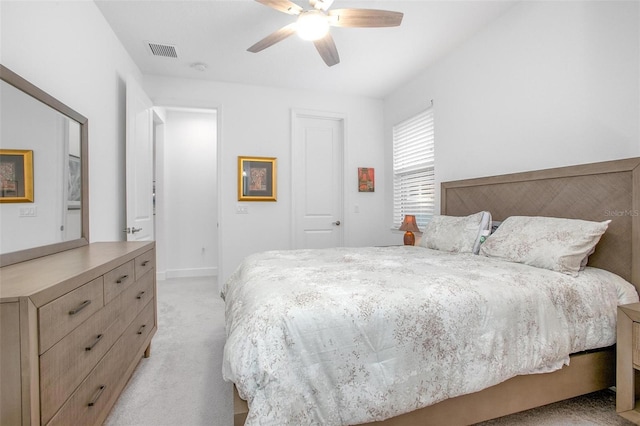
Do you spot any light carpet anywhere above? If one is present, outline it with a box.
[105,276,634,426]
[104,276,232,426]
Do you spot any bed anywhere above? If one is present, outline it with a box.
[224,157,640,425]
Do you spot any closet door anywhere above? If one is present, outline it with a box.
[292,110,344,249]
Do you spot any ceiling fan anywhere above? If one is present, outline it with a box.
[247,0,403,67]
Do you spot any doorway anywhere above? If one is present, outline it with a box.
[155,107,218,279]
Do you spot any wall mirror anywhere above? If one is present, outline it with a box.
[0,65,89,267]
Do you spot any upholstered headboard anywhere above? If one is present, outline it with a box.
[441,157,640,292]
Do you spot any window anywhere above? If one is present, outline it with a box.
[392,107,435,229]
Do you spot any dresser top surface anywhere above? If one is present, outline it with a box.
[0,241,154,303]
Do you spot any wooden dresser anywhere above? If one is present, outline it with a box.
[0,242,157,426]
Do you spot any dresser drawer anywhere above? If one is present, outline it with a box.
[39,298,120,425]
[47,301,156,426]
[39,277,104,354]
[135,249,155,281]
[104,260,135,303]
[121,268,155,325]
[103,267,155,345]
[47,334,128,426]
[120,299,156,367]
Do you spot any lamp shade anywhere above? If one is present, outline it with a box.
[399,215,420,233]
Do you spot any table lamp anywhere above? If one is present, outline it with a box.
[399,215,419,246]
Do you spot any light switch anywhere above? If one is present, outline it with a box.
[354,204,360,213]
[19,206,37,217]
[236,205,248,214]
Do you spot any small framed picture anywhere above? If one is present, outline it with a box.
[358,167,374,192]
[238,156,277,201]
[68,154,81,209]
[0,149,34,203]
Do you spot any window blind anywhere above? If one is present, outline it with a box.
[392,107,435,229]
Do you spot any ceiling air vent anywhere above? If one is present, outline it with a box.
[146,42,178,58]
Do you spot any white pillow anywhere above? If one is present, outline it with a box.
[420,211,492,254]
[479,216,610,276]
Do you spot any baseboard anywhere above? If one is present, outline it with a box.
[159,267,218,280]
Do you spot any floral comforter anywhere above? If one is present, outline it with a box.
[221,246,638,425]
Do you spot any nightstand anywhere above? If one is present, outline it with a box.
[617,303,640,423]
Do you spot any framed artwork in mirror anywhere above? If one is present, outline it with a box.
[238,156,277,201]
[0,149,34,202]
[68,154,81,209]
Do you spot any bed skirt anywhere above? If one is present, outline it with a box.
[232,347,615,426]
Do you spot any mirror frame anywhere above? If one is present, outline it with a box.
[0,65,89,267]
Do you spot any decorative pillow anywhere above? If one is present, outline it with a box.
[420,211,492,254]
[479,216,610,276]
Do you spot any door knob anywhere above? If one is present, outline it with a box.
[332,220,341,226]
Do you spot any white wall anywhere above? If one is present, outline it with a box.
[384,0,640,225]
[160,109,218,279]
[1,0,143,244]
[144,76,389,284]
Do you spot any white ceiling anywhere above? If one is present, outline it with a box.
[95,0,517,99]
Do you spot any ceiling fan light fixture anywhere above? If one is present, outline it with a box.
[296,10,329,41]
[248,0,404,67]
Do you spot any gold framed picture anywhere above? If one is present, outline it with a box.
[0,149,34,203]
[238,156,277,201]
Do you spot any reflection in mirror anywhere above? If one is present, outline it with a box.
[0,65,89,266]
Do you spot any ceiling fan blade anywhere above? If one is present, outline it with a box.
[313,33,340,67]
[247,23,298,53]
[255,0,303,15]
[328,9,403,28]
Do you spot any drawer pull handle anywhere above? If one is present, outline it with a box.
[85,334,103,351]
[136,291,146,299]
[116,274,129,284]
[88,385,106,407]
[69,300,91,315]
[137,324,147,335]
[141,260,150,266]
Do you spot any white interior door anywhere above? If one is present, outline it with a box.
[125,77,154,241]
[292,111,344,249]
